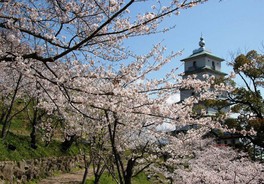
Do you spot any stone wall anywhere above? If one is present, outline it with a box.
[0,155,83,183]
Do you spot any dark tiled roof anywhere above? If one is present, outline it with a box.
[183,66,227,76]
[181,49,224,62]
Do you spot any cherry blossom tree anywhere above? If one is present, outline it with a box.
[0,0,208,123]
[0,63,23,139]
[175,144,264,184]
[60,66,236,184]
[0,0,207,64]
[0,31,34,140]
[1,1,261,184]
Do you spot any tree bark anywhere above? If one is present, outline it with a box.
[1,74,22,140]
[124,158,135,184]
[61,134,77,151]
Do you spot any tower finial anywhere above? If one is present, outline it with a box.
[199,36,205,48]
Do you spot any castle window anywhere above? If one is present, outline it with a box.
[212,61,215,70]
[193,61,197,68]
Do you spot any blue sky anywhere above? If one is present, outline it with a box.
[167,0,264,75]
[126,0,264,87]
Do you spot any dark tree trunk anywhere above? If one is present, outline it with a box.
[0,111,6,125]
[61,134,76,151]
[30,128,37,149]
[81,154,91,184]
[81,167,89,184]
[124,158,135,184]
[94,174,100,184]
[30,108,38,149]
[1,74,22,140]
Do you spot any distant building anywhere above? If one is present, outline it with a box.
[173,37,241,145]
[206,129,242,146]
[180,37,227,101]
[180,37,228,115]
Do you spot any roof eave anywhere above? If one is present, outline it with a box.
[181,52,224,62]
[183,68,228,76]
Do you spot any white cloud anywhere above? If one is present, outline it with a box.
[166,92,180,105]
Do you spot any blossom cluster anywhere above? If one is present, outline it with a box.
[0,0,260,183]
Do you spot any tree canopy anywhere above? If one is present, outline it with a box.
[228,50,264,148]
[0,1,263,183]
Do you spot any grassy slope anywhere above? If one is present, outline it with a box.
[0,102,158,183]
[0,131,81,161]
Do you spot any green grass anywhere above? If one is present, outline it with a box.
[132,173,151,184]
[86,173,116,184]
[0,131,82,161]
[0,99,85,161]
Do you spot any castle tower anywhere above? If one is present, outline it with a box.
[180,37,227,101]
